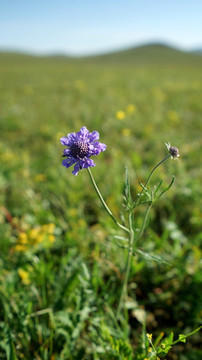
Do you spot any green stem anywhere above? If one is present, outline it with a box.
[171,326,202,345]
[137,202,153,242]
[87,168,129,233]
[135,154,171,207]
[116,212,134,318]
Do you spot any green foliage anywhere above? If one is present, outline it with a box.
[0,50,201,359]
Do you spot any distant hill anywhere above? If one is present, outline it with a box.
[0,51,73,64]
[0,43,202,66]
[190,48,202,55]
[81,43,202,65]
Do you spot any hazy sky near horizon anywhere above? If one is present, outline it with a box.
[0,0,202,55]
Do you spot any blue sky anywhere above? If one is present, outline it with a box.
[0,0,202,55]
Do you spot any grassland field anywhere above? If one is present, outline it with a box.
[0,45,202,359]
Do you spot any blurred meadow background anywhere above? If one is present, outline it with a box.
[0,1,202,359]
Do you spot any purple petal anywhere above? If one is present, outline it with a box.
[88,131,99,143]
[90,141,107,155]
[60,137,70,146]
[67,132,76,141]
[83,159,96,168]
[63,148,70,156]
[62,132,77,145]
[61,132,77,146]
[62,158,75,168]
[72,163,81,176]
[76,126,89,141]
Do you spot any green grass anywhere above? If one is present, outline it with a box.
[0,45,202,359]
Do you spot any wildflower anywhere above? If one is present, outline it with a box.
[146,333,152,342]
[18,232,28,244]
[29,227,40,240]
[122,128,131,137]
[167,110,179,124]
[126,104,136,114]
[34,173,46,182]
[42,223,55,233]
[18,268,31,285]
[116,110,126,120]
[14,244,27,252]
[165,142,180,159]
[48,234,55,243]
[61,126,107,175]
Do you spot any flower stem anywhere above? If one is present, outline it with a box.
[137,202,153,242]
[135,154,171,207]
[87,168,129,233]
[116,154,171,318]
[116,212,134,318]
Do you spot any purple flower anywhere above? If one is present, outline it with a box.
[165,142,180,159]
[60,126,107,175]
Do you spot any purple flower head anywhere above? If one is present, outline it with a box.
[165,142,180,159]
[60,126,107,175]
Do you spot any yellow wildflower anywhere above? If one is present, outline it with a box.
[18,268,31,285]
[116,110,126,120]
[126,104,136,114]
[48,223,56,233]
[35,233,45,244]
[34,174,46,182]
[146,333,152,342]
[29,227,40,240]
[48,234,55,243]
[18,232,28,244]
[14,244,27,252]
[42,223,55,233]
[167,110,179,125]
[15,223,56,252]
[122,128,131,137]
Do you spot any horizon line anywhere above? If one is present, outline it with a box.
[0,40,201,58]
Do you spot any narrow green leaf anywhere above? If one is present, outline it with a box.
[81,263,90,280]
[5,325,17,360]
[167,332,174,344]
[124,166,130,198]
[156,175,175,200]
[113,239,129,250]
[154,331,165,347]
[139,181,148,193]
[133,200,152,208]
[135,249,172,265]
[113,235,129,242]
[154,180,163,195]
[122,166,132,211]
[158,345,172,357]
